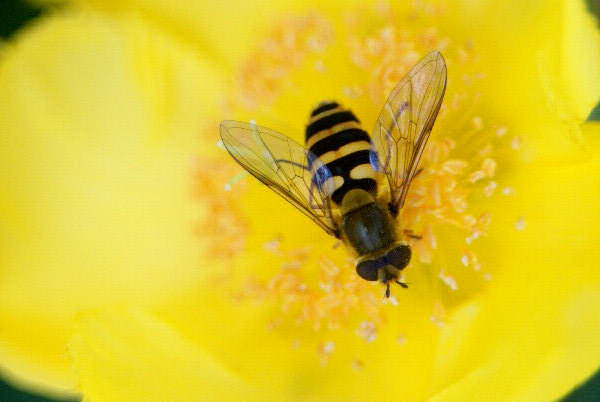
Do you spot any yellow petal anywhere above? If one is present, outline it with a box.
[69,308,256,401]
[581,121,600,157]
[33,0,334,68]
[34,0,395,70]
[556,0,600,121]
[447,0,600,156]
[534,0,600,151]
[0,8,223,395]
[428,160,600,400]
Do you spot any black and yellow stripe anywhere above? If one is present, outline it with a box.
[306,101,377,205]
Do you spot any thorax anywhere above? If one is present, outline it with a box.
[340,189,396,255]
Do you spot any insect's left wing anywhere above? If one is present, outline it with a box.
[371,51,447,216]
[220,120,339,237]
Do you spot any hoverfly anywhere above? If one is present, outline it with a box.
[220,51,447,297]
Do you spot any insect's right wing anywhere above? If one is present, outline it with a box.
[220,120,339,237]
[371,51,447,215]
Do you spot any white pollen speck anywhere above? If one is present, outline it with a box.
[356,321,377,343]
[484,181,498,197]
[511,136,522,150]
[224,183,232,191]
[439,271,458,290]
[461,254,469,266]
[463,215,477,227]
[469,170,485,183]
[342,86,362,98]
[465,232,479,244]
[314,60,327,73]
[502,187,515,196]
[482,158,497,177]
[216,139,226,150]
[381,26,394,41]
[483,273,493,281]
[281,261,301,270]
[318,341,335,366]
[472,116,483,130]
[319,282,332,293]
[396,334,407,345]
[430,315,445,328]
[386,295,399,306]
[496,126,508,137]
[515,216,526,231]
[249,119,257,126]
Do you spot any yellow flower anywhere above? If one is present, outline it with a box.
[1,0,599,401]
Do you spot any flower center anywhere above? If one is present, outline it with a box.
[199,1,522,364]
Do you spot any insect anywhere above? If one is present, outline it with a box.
[220,51,447,297]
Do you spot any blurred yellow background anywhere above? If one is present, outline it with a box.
[0,0,599,401]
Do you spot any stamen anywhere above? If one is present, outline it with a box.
[318,341,335,365]
[460,250,481,271]
[469,170,485,183]
[233,13,334,108]
[481,158,497,177]
[430,300,446,328]
[224,171,249,191]
[356,321,377,343]
[483,181,498,197]
[263,235,283,254]
[438,270,458,290]
[496,126,508,137]
[193,158,248,259]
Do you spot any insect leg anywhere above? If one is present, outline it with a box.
[412,167,424,178]
[403,229,423,240]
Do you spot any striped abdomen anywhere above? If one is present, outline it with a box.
[306,101,377,205]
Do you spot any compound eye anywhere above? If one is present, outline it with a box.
[356,259,380,281]
[386,244,412,270]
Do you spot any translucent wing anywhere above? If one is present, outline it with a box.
[220,120,339,237]
[371,50,447,215]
